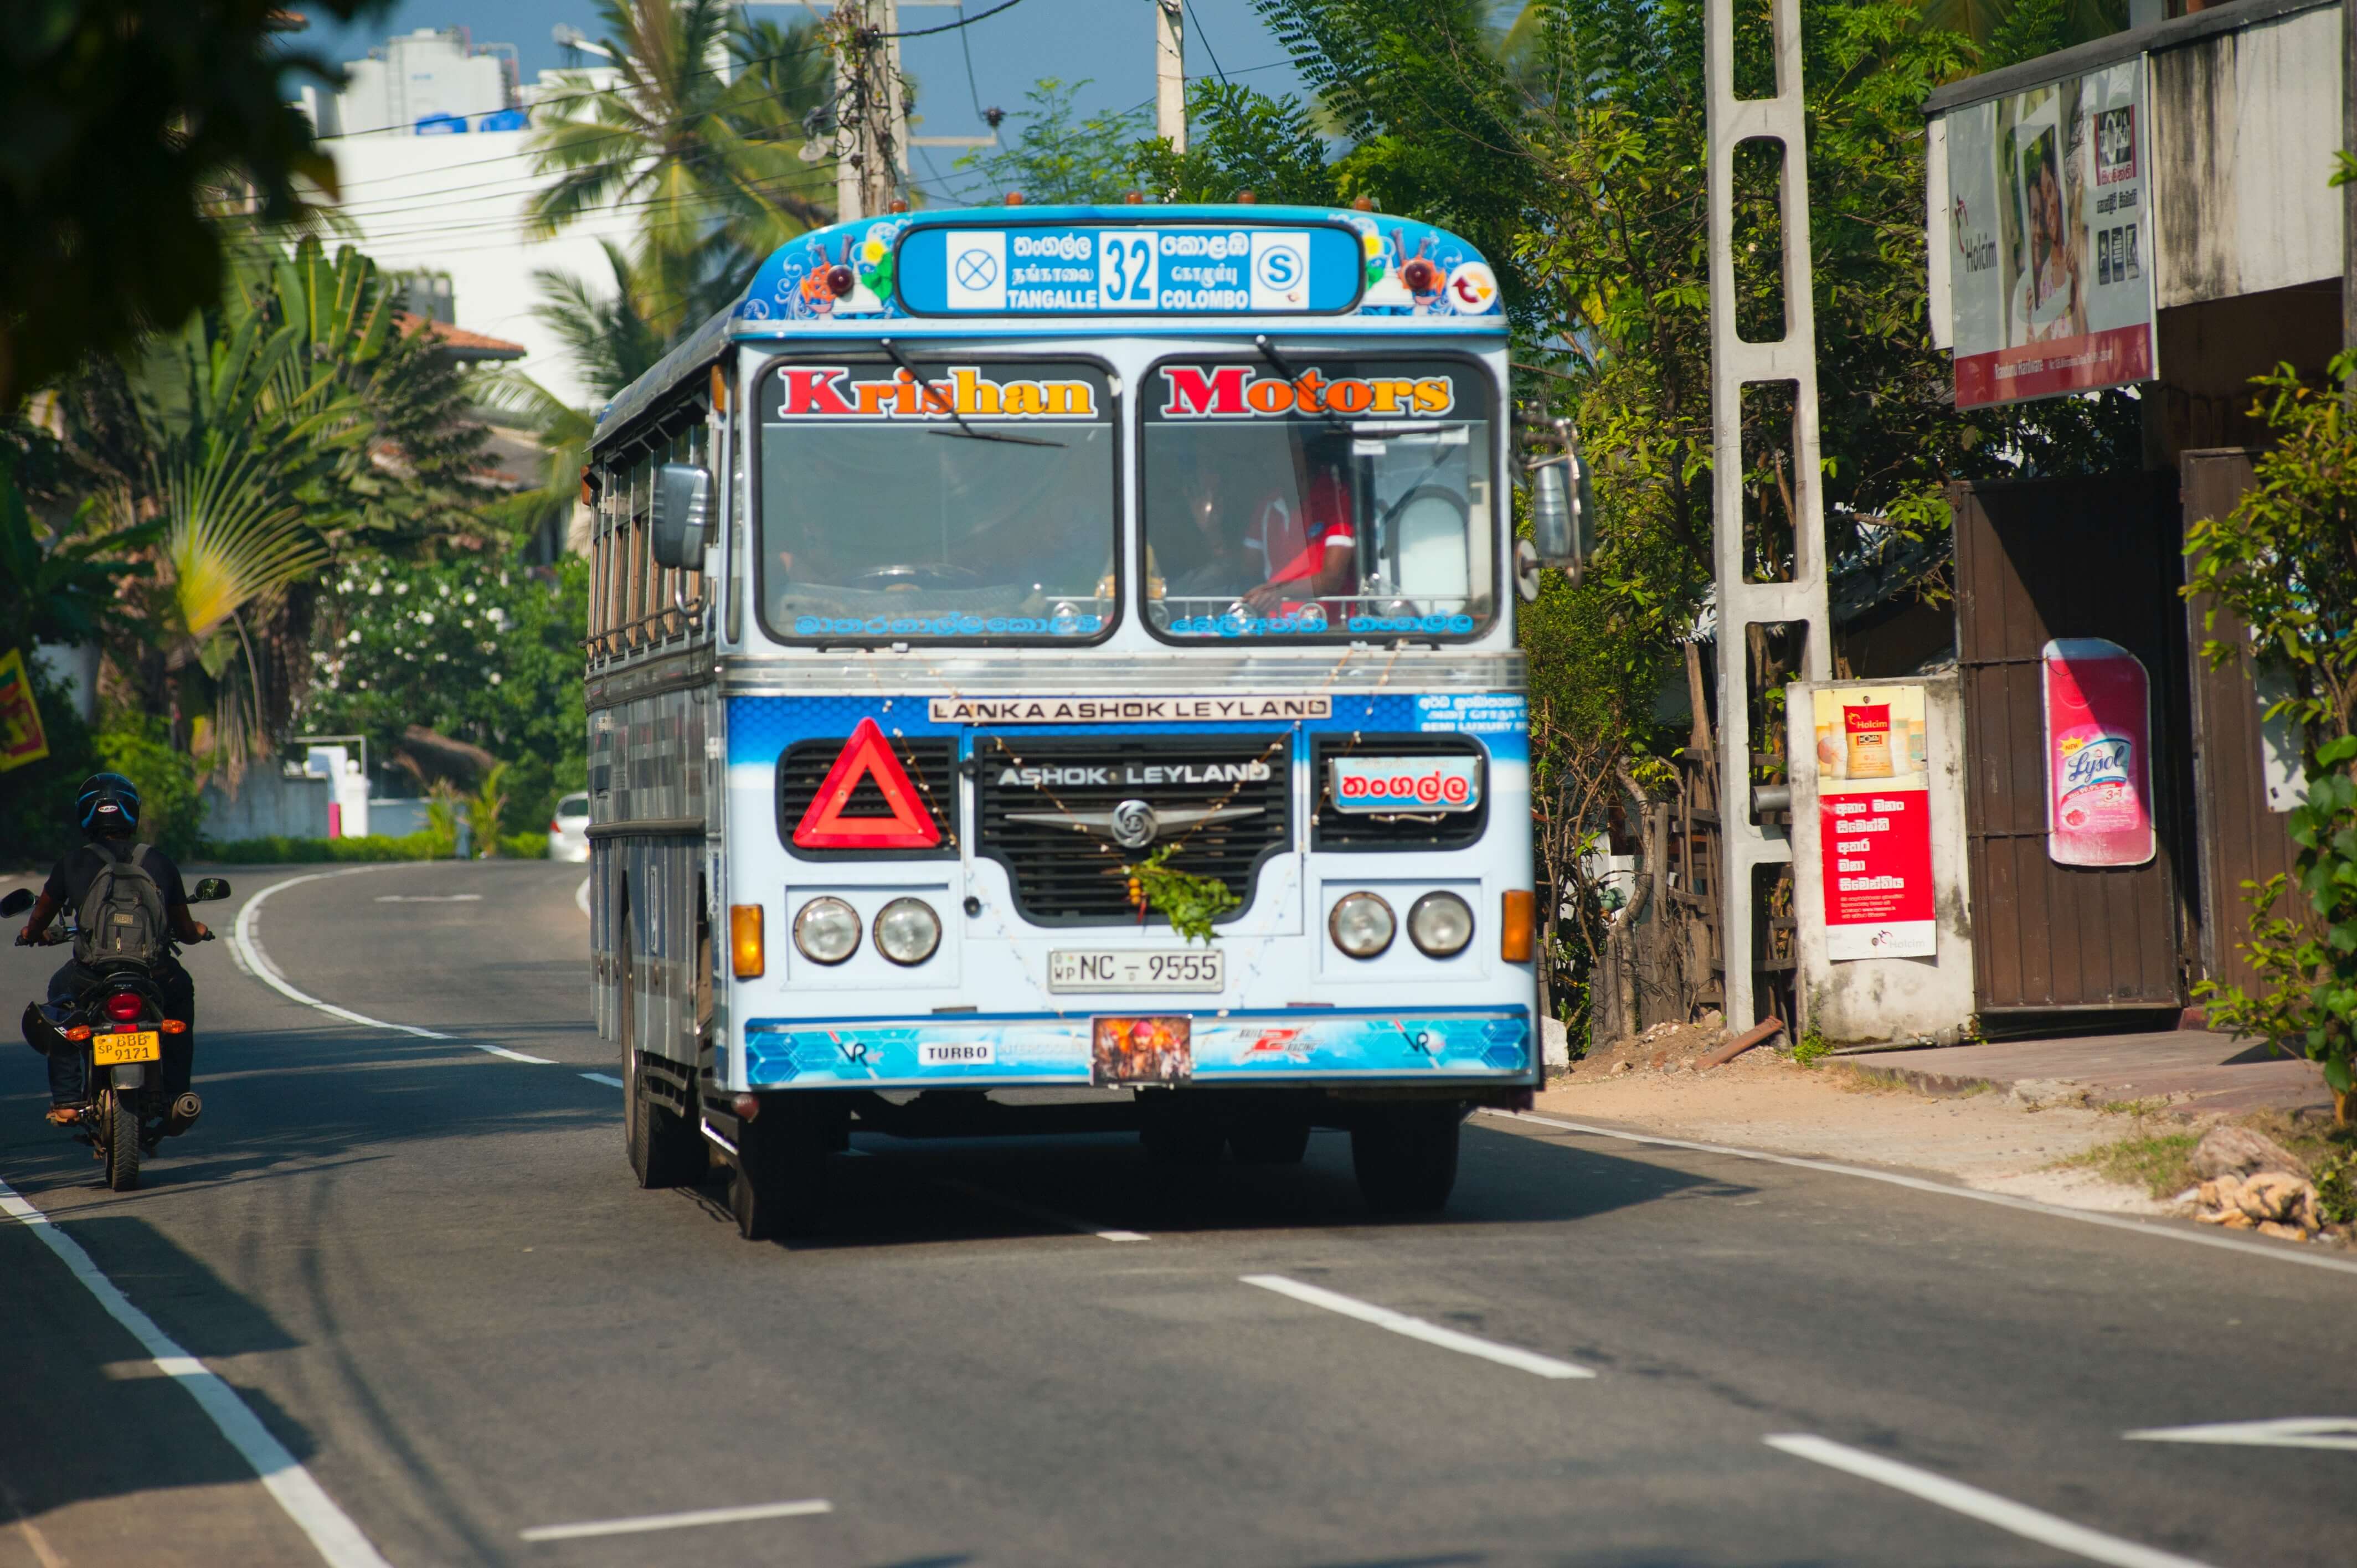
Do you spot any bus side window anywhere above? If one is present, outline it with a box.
[589,479,606,659]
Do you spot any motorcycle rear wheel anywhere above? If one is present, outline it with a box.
[101,1088,141,1192]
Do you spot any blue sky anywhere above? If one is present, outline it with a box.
[289,1,1319,200]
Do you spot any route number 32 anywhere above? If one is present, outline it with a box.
[1099,236,1156,307]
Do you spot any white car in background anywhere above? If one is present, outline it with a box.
[548,792,591,863]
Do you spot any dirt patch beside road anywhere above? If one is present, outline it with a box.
[1538,1030,2181,1214]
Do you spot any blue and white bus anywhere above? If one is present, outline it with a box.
[583,203,1557,1240]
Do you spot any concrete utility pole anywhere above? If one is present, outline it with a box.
[831,0,905,223]
[1703,0,1832,1029]
[1156,0,1187,154]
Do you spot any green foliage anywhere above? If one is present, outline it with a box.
[0,657,99,869]
[1129,82,1337,205]
[1792,1028,1832,1068]
[957,80,1152,204]
[528,243,670,404]
[2185,356,2357,1121]
[470,762,512,856]
[92,708,205,862]
[0,0,373,408]
[2317,1145,2357,1226]
[529,1,833,339]
[2057,1127,2202,1198]
[301,555,590,837]
[501,831,552,861]
[1122,843,1241,945]
[0,454,159,648]
[203,832,454,864]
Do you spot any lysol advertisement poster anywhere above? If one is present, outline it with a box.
[1813,684,1935,962]
[2041,638,2155,867]
[1945,60,2155,408]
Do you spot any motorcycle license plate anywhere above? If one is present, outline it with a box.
[91,1031,160,1065]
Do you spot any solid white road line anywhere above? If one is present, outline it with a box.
[372,894,482,903]
[941,1179,1147,1241]
[1764,1434,2220,1568]
[1241,1274,1594,1380]
[519,1498,832,1542]
[2124,1417,2357,1451]
[0,1176,397,1568]
[574,876,590,918]
[233,869,556,1065]
[1481,1110,2357,1278]
[580,1072,624,1088]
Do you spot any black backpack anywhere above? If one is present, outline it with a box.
[75,842,170,971]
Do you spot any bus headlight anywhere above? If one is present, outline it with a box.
[873,897,941,966]
[1328,891,1396,959]
[1407,891,1475,958]
[793,898,861,964]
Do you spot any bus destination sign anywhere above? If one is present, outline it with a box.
[896,224,1366,316]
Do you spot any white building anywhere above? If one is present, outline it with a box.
[301,37,641,411]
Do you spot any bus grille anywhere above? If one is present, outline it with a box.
[974,735,1291,925]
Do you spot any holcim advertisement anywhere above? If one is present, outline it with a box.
[1813,685,1936,961]
[1945,60,2156,408]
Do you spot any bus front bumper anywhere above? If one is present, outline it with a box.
[738,1005,1533,1090]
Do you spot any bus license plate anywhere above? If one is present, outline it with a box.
[91,1031,160,1065]
[1049,949,1224,993]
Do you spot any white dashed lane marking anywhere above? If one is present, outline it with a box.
[1241,1274,1593,1379]
[1764,1435,2220,1568]
[519,1498,833,1543]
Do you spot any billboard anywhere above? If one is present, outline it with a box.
[1945,60,2156,408]
[1812,684,1936,962]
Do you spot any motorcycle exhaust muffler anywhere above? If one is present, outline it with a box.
[166,1092,202,1136]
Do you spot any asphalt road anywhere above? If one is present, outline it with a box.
[4,859,2354,1568]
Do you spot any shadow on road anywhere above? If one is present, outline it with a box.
[724,1117,1759,1254]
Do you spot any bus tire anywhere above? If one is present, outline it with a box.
[732,1105,827,1241]
[626,1048,702,1189]
[1350,1103,1461,1214]
[1227,1111,1311,1165]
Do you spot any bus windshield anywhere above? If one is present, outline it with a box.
[758,357,1116,642]
[1142,356,1495,641]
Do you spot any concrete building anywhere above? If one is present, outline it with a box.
[1874,0,2348,1038]
[299,35,638,411]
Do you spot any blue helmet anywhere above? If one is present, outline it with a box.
[76,773,141,837]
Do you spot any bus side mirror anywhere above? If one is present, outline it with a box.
[650,464,712,570]
[1515,416,1594,602]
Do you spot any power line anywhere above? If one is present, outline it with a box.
[1182,0,1228,84]
[882,0,1027,38]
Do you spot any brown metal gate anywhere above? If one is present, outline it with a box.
[2180,448,2314,997]
[1951,473,2190,1014]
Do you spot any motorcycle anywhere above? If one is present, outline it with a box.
[3,876,230,1192]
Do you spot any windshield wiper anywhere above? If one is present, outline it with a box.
[876,338,1063,448]
[1253,335,1350,432]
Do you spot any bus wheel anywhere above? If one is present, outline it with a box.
[1350,1103,1462,1214]
[732,1102,828,1242]
[625,1048,702,1189]
[1227,1110,1311,1165]
[621,931,700,1189]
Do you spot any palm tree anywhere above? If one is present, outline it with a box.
[528,1,836,337]
[530,240,670,403]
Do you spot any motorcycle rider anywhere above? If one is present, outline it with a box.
[13,773,208,1127]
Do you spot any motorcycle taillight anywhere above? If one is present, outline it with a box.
[104,993,143,1023]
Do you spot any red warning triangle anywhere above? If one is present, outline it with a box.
[792,716,941,849]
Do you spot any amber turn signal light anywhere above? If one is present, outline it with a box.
[1500,890,1535,963]
[729,904,765,979]
[158,1019,188,1034]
